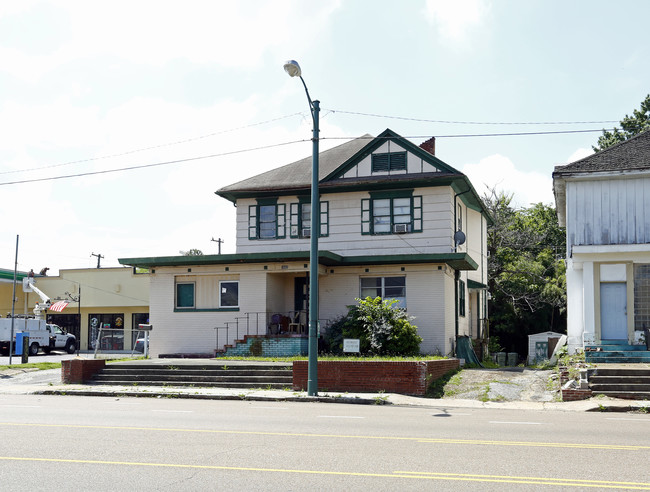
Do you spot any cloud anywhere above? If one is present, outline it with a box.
[462,154,554,208]
[566,147,594,164]
[423,0,490,42]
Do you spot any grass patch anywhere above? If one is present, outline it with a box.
[213,354,449,363]
[0,362,61,371]
[426,368,462,398]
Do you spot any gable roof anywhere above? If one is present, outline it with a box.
[553,129,650,176]
[215,134,373,201]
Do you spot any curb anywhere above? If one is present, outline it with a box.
[34,389,390,405]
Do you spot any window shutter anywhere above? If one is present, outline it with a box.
[361,198,371,234]
[371,154,390,173]
[319,201,329,237]
[277,203,286,238]
[248,205,257,239]
[290,203,299,238]
[390,152,407,171]
[412,196,422,232]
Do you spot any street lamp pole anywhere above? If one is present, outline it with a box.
[284,60,319,396]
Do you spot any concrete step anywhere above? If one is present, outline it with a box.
[89,380,291,389]
[91,362,294,389]
[586,344,648,351]
[93,374,293,383]
[591,369,650,377]
[590,384,650,392]
[100,368,292,377]
[595,391,650,400]
[586,355,650,363]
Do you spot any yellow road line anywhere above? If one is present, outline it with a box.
[0,457,648,489]
[1,421,648,451]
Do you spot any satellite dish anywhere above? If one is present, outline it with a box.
[454,230,466,246]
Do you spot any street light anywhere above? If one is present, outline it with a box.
[284,60,319,396]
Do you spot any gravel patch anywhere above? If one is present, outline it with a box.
[443,368,557,402]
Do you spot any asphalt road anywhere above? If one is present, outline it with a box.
[0,394,648,491]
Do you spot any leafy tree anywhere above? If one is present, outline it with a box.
[180,249,204,256]
[484,189,566,355]
[323,297,422,356]
[594,94,650,152]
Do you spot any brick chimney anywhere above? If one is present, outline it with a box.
[419,136,436,155]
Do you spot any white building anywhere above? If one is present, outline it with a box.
[553,129,650,357]
[120,129,491,357]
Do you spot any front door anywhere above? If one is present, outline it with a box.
[600,282,627,340]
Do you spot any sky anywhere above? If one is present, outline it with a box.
[1,0,648,275]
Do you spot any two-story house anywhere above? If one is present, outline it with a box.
[120,129,490,357]
[553,129,650,360]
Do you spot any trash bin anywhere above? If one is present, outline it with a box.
[507,352,518,366]
[496,352,506,366]
[15,332,26,355]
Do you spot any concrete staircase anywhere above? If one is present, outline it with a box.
[588,367,650,400]
[585,341,650,363]
[89,361,293,389]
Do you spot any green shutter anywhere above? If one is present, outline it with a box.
[390,152,407,171]
[248,205,257,240]
[277,203,286,238]
[412,195,422,232]
[361,198,371,234]
[319,201,329,237]
[371,154,390,172]
[290,203,299,238]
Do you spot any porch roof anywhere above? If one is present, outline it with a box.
[119,251,479,271]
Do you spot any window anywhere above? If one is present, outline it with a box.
[361,193,422,235]
[459,279,466,317]
[290,201,329,238]
[360,276,406,308]
[219,281,239,308]
[457,203,463,231]
[371,152,407,173]
[248,200,286,239]
[176,282,195,308]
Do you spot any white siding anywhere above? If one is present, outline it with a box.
[567,176,650,247]
[236,188,456,256]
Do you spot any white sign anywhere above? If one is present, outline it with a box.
[343,338,360,353]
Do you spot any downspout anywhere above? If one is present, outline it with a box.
[453,188,471,356]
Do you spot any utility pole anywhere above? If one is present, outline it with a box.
[211,237,224,255]
[91,252,104,268]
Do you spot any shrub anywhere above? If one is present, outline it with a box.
[323,297,422,356]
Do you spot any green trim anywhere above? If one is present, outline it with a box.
[319,201,329,237]
[467,279,487,289]
[324,129,460,181]
[369,189,413,199]
[0,269,30,282]
[277,203,286,238]
[120,251,479,271]
[256,197,278,206]
[174,308,240,313]
[459,279,466,317]
[361,198,371,235]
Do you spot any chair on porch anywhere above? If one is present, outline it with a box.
[288,311,306,334]
[268,314,282,335]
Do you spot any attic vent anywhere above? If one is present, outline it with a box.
[372,152,406,173]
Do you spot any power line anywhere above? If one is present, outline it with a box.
[0,112,303,176]
[327,109,619,126]
[0,139,308,186]
[0,128,616,187]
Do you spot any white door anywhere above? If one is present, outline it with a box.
[600,282,627,340]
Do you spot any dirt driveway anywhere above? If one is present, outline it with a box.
[442,367,557,402]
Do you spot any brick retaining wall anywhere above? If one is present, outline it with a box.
[61,359,105,383]
[293,359,459,396]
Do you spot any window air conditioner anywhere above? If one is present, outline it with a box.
[302,228,311,237]
[393,223,409,233]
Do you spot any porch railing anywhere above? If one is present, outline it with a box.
[213,311,330,353]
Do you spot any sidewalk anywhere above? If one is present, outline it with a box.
[1,362,648,413]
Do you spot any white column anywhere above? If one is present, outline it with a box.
[566,259,585,353]
[582,261,596,347]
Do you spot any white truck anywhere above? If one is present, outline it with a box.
[0,317,77,355]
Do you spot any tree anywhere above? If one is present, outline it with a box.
[594,94,650,152]
[484,189,566,356]
[180,249,203,256]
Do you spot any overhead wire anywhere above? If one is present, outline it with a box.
[0,112,303,176]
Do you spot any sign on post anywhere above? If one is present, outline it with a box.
[343,338,360,353]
